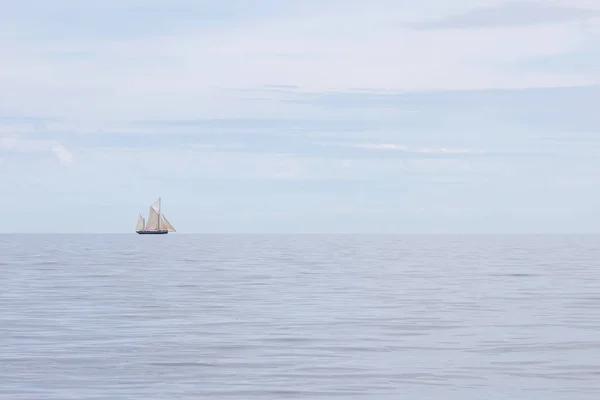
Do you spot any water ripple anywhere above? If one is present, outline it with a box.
[1,234,600,399]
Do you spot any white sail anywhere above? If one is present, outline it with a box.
[136,197,175,233]
[160,214,176,232]
[135,214,145,231]
[145,206,160,230]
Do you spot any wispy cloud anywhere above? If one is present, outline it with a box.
[412,1,600,30]
[332,142,479,154]
[357,144,476,154]
[51,143,74,166]
[0,135,74,167]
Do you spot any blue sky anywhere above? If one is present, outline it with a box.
[1,0,599,233]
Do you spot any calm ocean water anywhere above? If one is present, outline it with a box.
[1,234,600,399]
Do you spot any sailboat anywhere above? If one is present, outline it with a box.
[136,197,176,234]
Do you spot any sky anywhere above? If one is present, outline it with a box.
[0,0,599,233]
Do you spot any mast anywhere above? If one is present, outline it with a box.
[157,197,161,230]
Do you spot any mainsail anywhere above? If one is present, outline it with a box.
[145,206,160,230]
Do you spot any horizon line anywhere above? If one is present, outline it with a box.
[1,232,599,235]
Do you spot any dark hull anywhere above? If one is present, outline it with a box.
[136,230,169,235]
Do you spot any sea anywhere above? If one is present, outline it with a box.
[1,234,599,399]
